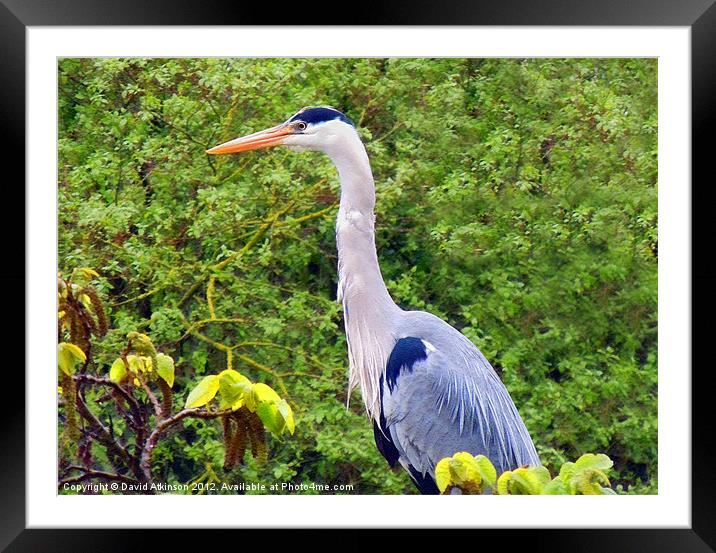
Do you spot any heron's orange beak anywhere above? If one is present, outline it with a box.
[206,123,292,155]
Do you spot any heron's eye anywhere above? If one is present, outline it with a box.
[296,121,307,131]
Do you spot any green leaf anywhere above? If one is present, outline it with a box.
[185,375,220,408]
[543,478,569,495]
[126,354,149,374]
[557,461,577,493]
[530,466,553,487]
[256,401,283,435]
[497,470,513,495]
[572,467,611,495]
[252,382,281,404]
[434,452,493,493]
[155,353,175,388]
[556,455,614,495]
[218,369,251,410]
[73,267,100,280]
[500,466,551,495]
[275,399,295,434]
[435,458,452,493]
[574,453,613,472]
[58,342,86,376]
[473,455,498,489]
[449,452,481,486]
[78,293,93,310]
[507,469,538,495]
[109,357,127,383]
[127,331,156,356]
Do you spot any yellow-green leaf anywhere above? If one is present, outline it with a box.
[275,399,295,434]
[185,375,220,408]
[435,458,452,493]
[506,466,551,495]
[218,369,251,410]
[508,468,539,495]
[256,401,283,435]
[79,293,93,309]
[572,467,611,495]
[557,461,577,492]
[74,267,100,280]
[155,353,175,388]
[449,452,481,485]
[109,358,127,383]
[126,355,145,375]
[497,470,513,495]
[474,455,497,488]
[531,466,553,487]
[574,453,613,472]
[252,382,281,404]
[58,342,86,376]
[543,478,569,495]
[127,332,156,355]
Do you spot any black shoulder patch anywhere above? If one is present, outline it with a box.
[385,337,427,393]
[407,464,440,495]
[288,106,354,127]
[373,418,400,468]
[374,375,400,467]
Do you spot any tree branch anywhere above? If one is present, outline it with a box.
[176,202,295,309]
[140,378,163,420]
[74,387,140,480]
[59,465,140,489]
[139,407,232,483]
[74,374,144,423]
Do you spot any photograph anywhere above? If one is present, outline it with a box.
[56,57,658,497]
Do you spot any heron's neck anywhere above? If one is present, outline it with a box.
[326,133,400,418]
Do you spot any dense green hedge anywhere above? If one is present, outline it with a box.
[58,58,657,494]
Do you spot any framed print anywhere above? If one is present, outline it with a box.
[5,0,715,550]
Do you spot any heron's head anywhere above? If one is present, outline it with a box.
[206,106,357,156]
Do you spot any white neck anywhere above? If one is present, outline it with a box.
[324,127,401,419]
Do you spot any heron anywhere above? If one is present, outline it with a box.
[207,106,540,494]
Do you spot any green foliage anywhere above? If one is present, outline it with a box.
[57,278,298,492]
[58,342,86,376]
[58,58,657,494]
[438,452,616,495]
[435,452,497,494]
[155,353,175,387]
[185,369,294,440]
[185,375,220,408]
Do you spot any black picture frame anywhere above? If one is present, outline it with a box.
[4,1,713,550]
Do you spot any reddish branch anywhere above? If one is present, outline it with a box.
[59,465,140,489]
[140,379,163,419]
[74,385,137,477]
[73,374,146,479]
[70,374,233,488]
[139,407,232,482]
[74,374,143,422]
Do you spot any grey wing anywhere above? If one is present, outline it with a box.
[381,341,540,484]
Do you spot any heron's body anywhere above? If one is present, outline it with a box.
[375,314,540,492]
[208,106,540,493]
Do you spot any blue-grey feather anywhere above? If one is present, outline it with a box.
[380,312,541,485]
